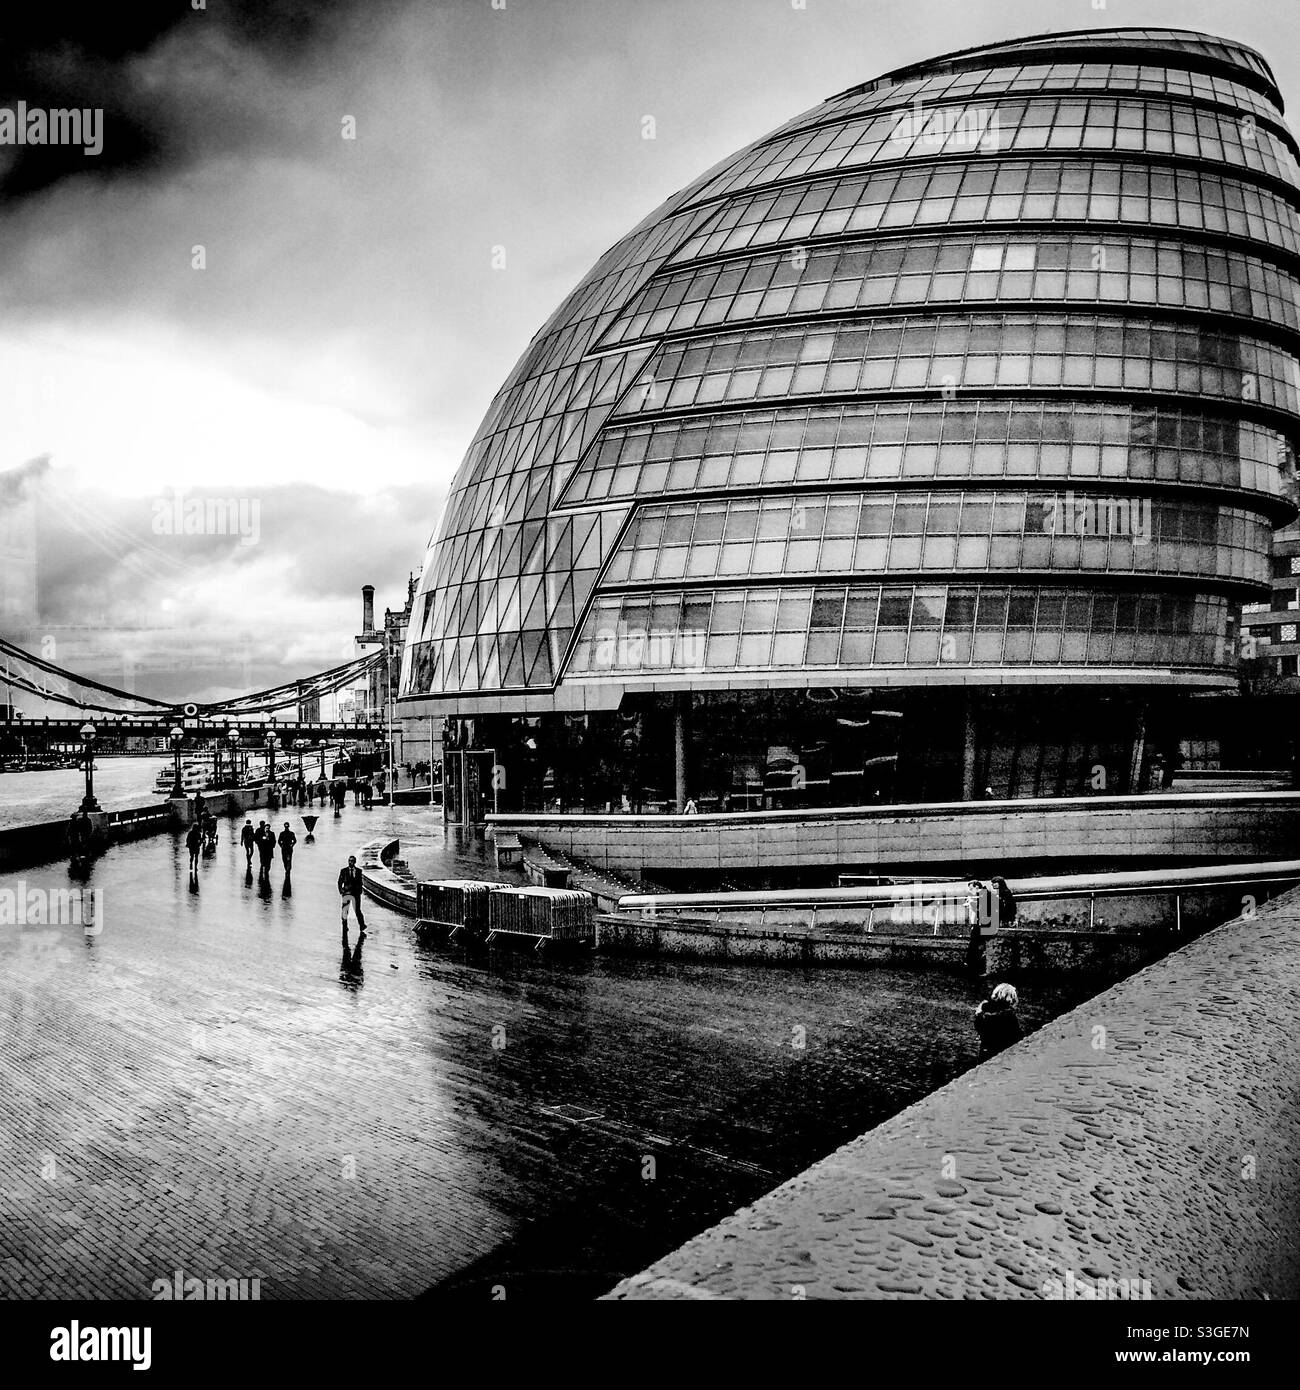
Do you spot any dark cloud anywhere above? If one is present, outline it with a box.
[0,0,405,195]
[4,464,435,702]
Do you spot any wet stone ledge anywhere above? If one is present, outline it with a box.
[604,889,1300,1300]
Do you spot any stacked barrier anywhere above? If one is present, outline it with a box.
[486,887,595,948]
[415,879,498,940]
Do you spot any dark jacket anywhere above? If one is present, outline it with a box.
[278,830,296,853]
[338,866,364,897]
[974,997,1021,1055]
[185,825,203,851]
[992,876,1017,926]
[240,824,255,846]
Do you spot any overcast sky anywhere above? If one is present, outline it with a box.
[2,0,1299,705]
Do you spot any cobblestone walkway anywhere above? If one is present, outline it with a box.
[0,806,518,1298]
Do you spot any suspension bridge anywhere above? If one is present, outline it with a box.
[0,635,389,745]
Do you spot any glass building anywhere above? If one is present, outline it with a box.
[402,28,1300,819]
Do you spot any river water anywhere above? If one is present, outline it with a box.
[0,758,167,828]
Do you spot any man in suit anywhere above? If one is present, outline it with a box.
[277,822,297,873]
[338,855,367,932]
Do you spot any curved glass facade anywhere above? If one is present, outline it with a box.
[403,27,1300,712]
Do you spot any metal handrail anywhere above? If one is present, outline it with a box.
[617,859,1300,915]
[490,788,1300,830]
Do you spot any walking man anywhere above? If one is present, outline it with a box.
[240,818,255,865]
[185,820,203,873]
[278,821,297,873]
[338,855,367,932]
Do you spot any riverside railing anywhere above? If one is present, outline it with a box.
[616,860,1300,936]
[489,787,1300,828]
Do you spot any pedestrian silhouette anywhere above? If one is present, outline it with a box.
[255,821,275,878]
[338,855,367,932]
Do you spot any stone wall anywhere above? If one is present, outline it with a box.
[491,792,1300,880]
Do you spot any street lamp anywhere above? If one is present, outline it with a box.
[265,730,278,783]
[318,738,328,778]
[227,727,242,786]
[79,722,99,811]
[294,738,307,785]
[169,725,185,799]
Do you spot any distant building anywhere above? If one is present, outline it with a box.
[355,578,427,765]
[1241,520,1300,681]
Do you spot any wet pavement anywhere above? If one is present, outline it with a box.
[0,799,1104,1299]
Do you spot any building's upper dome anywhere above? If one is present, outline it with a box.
[403,28,1300,710]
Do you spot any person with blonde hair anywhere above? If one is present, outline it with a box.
[974,982,1021,1056]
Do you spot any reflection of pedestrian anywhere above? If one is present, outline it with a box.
[186,822,202,872]
[974,984,1021,1057]
[338,855,367,931]
[340,927,364,984]
[278,822,297,872]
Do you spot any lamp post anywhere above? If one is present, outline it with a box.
[294,738,307,787]
[318,739,328,778]
[79,722,99,811]
[227,728,242,786]
[386,632,396,805]
[169,725,185,799]
[265,730,278,784]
